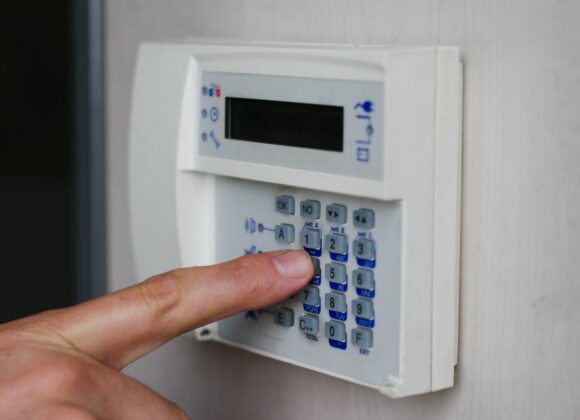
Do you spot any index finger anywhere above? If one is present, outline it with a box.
[14,250,313,369]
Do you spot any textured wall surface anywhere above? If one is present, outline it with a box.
[105,1,580,418]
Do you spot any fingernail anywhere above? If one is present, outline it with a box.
[273,251,312,278]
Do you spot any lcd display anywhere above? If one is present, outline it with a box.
[225,97,344,152]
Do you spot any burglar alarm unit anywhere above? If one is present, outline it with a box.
[129,40,462,398]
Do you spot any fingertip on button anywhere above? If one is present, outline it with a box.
[273,250,313,279]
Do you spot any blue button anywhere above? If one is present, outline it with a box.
[210,107,219,122]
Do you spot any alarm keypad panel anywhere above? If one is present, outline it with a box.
[130,42,461,397]
[214,176,402,386]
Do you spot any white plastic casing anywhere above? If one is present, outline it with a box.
[129,40,462,398]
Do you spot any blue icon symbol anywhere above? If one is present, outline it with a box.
[244,245,258,255]
[209,88,214,97]
[245,217,270,234]
[202,86,207,96]
[357,147,370,162]
[210,107,219,122]
[201,109,208,119]
[354,101,374,113]
[209,130,220,149]
[245,217,257,234]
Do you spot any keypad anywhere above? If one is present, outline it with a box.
[274,223,295,243]
[270,193,379,352]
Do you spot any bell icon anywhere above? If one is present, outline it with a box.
[245,217,257,234]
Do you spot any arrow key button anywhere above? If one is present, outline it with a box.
[325,204,347,224]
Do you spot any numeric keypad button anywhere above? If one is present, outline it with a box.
[353,238,375,264]
[325,321,347,349]
[324,292,347,314]
[300,286,321,314]
[353,268,375,298]
[324,262,347,292]
[326,233,348,256]
[300,228,321,251]
[352,298,374,328]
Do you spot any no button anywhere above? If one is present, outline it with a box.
[300,199,321,219]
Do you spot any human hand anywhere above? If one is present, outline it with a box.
[0,250,313,419]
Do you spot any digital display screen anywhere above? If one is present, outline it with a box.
[225,97,344,152]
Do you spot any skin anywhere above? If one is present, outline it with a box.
[0,250,313,419]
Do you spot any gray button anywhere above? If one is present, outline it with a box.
[299,314,319,335]
[326,204,347,224]
[273,308,294,327]
[351,327,373,349]
[311,257,321,277]
[325,321,346,342]
[324,292,347,313]
[275,195,295,214]
[300,286,321,306]
[274,223,295,243]
[353,238,375,260]
[352,298,374,319]
[325,262,347,285]
[353,268,375,290]
[326,233,348,255]
[300,227,321,250]
[300,199,321,219]
[353,209,375,229]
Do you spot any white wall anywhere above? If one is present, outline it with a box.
[105,1,580,418]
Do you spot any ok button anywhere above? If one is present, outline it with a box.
[275,195,295,215]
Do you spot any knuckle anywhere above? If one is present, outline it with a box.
[138,271,183,320]
[34,357,92,397]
